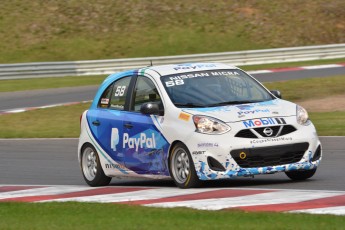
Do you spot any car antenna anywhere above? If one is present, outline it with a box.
[149,60,153,66]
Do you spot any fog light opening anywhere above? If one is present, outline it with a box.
[312,145,321,162]
[207,157,226,171]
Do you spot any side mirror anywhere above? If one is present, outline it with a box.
[140,102,164,116]
[270,90,282,99]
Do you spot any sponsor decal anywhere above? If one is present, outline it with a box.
[111,128,119,151]
[173,64,217,71]
[123,133,156,151]
[236,105,255,111]
[197,142,219,148]
[243,117,286,128]
[250,137,292,144]
[105,163,127,170]
[238,109,270,115]
[101,98,109,105]
[210,71,240,76]
[192,151,206,155]
[111,129,157,152]
[178,112,190,121]
[164,70,240,87]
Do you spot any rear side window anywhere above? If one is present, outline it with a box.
[98,76,132,110]
[109,77,131,111]
[98,84,113,108]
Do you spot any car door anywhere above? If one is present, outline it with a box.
[86,76,132,170]
[123,75,170,175]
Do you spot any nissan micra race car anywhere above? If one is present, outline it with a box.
[78,63,322,188]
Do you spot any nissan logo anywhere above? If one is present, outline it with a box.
[263,127,273,137]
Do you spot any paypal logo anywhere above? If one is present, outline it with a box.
[111,128,119,151]
[173,64,217,71]
[123,133,156,151]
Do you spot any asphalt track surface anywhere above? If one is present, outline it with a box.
[1,66,345,112]
[0,137,344,191]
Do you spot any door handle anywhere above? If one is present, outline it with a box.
[124,123,133,129]
[92,120,101,126]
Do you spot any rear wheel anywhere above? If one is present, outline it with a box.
[285,168,317,181]
[169,143,200,188]
[81,145,111,186]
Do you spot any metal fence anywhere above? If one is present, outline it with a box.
[1,43,344,80]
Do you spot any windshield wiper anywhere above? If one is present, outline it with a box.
[174,103,205,108]
[206,100,262,107]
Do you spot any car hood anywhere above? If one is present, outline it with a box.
[182,99,297,123]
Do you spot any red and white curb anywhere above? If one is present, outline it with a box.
[1,185,345,215]
[247,63,345,75]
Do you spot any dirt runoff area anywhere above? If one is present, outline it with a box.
[297,93,345,112]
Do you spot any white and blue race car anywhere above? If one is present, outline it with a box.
[78,63,322,188]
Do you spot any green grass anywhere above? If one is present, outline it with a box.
[0,75,106,92]
[0,202,344,230]
[263,75,345,102]
[310,112,345,136]
[0,1,344,63]
[0,103,90,138]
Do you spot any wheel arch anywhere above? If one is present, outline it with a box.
[167,140,191,168]
[79,142,94,163]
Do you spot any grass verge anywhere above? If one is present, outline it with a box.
[1,202,344,230]
[263,75,345,101]
[0,103,90,138]
[0,59,344,93]
[0,75,106,93]
[309,112,345,136]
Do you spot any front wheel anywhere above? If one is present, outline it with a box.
[285,168,317,181]
[81,145,111,186]
[169,143,200,188]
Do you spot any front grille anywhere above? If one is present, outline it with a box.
[280,125,297,136]
[230,142,309,168]
[235,129,257,138]
[235,125,297,139]
[254,126,281,137]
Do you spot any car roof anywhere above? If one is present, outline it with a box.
[146,62,238,76]
[92,63,239,109]
[103,63,238,83]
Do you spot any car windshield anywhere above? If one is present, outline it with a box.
[161,69,274,108]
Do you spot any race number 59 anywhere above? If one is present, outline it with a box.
[114,86,126,96]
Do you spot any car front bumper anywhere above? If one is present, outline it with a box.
[185,118,322,181]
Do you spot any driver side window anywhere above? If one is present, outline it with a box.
[132,76,162,112]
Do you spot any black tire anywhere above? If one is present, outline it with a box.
[285,168,317,181]
[81,144,111,186]
[169,143,201,188]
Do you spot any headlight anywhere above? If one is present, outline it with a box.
[296,105,310,125]
[193,115,231,134]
